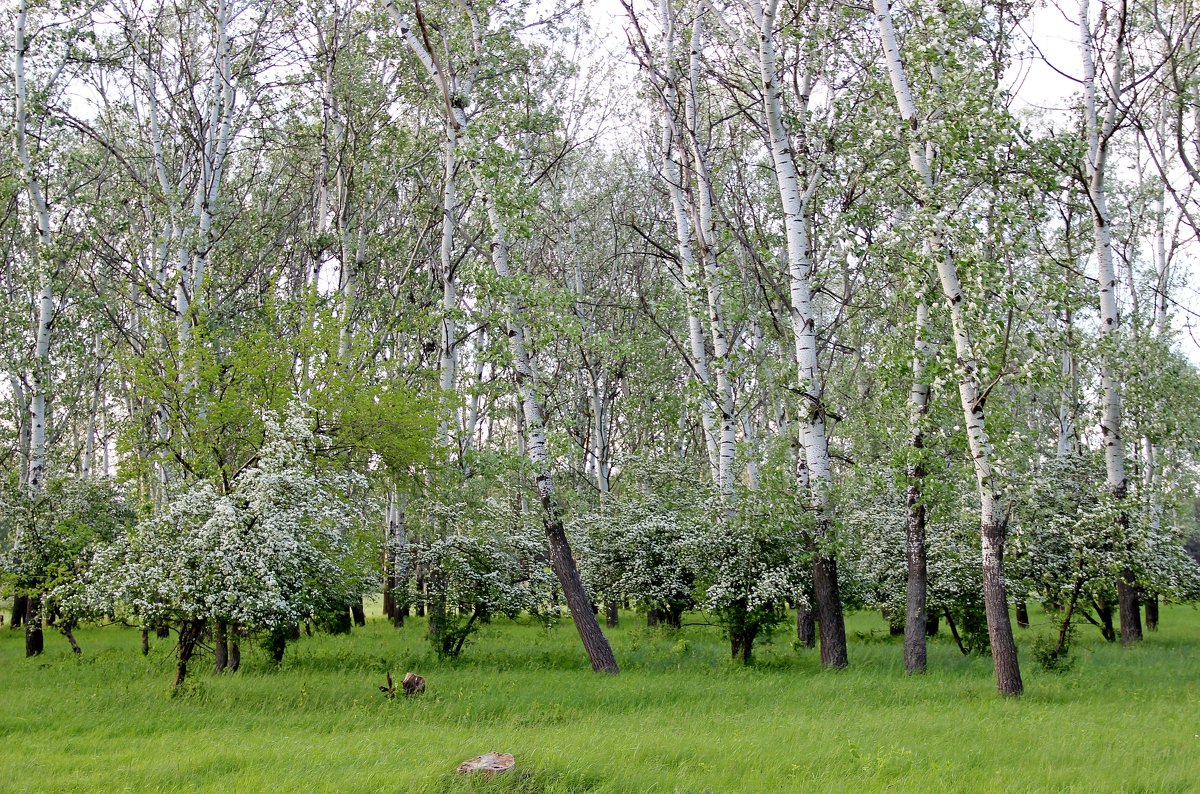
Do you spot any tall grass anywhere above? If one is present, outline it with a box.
[1,606,1197,792]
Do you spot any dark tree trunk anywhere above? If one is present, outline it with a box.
[981,517,1023,696]
[214,620,228,673]
[944,607,969,655]
[10,595,26,629]
[157,624,170,639]
[1144,594,1159,631]
[1016,600,1030,628]
[382,587,394,620]
[666,603,684,630]
[141,628,150,656]
[796,605,816,649]
[415,567,427,617]
[925,611,939,636]
[24,596,43,657]
[267,627,287,664]
[605,601,618,628]
[904,454,928,674]
[1055,568,1086,657]
[60,620,81,655]
[1091,596,1116,642]
[741,626,756,665]
[351,598,366,627]
[393,602,408,628]
[542,508,618,673]
[646,607,659,628]
[1117,572,1142,644]
[812,555,847,669]
[174,619,205,688]
[229,633,241,672]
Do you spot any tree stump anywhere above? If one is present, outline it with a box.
[402,672,425,696]
[456,752,514,777]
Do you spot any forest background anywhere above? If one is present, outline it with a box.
[2,0,1200,760]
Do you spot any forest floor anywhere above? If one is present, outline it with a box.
[0,606,1197,793]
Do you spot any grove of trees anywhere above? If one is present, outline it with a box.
[3,0,1200,695]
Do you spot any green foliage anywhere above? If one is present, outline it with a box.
[1031,629,1075,674]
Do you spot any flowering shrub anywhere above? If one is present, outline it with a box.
[406,494,558,658]
[573,504,696,629]
[1,476,134,650]
[60,408,376,681]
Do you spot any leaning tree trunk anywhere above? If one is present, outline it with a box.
[874,0,1021,695]
[497,210,617,673]
[382,1,618,674]
[174,619,205,689]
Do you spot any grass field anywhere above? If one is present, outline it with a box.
[1,606,1197,793]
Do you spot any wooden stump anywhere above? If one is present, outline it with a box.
[456,752,514,777]
[402,672,425,696]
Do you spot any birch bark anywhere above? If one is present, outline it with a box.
[383,0,618,673]
[750,0,847,669]
[14,0,54,656]
[1079,0,1141,644]
[873,0,1023,694]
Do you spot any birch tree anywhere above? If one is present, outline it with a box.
[382,0,619,673]
[873,0,1023,694]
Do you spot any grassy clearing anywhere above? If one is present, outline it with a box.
[1,606,1197,793]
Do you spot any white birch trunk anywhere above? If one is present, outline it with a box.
[874,0,1023,694]
[15,0,54,495]
[1079,0,1142,644]
[384,0,618,672]
[746,0,847,668]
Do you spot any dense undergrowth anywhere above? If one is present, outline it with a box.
[1,606,1197,792]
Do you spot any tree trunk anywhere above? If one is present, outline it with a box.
[61,622,81,655]
[1117,573,1142,644]
[384,0,619,673]
[24,596,43,657]
[174,619,205,689]
[141,628,150,656]
[873,0,1023,696]
[229,631,241,672]
[1092,597,1116,642]
[904,445,928,673]
[156,624,170,639]
[1145,595,1159,631]
[925,611,939,636]
[351,598,366,627]
[1016,601,1030,629]
[796,605,816,649]
[1079,0,1140,646]
[751,1,848,670]
[605,601,618,628]
[545,512,619,673]
[944,608,969,655]
[812,556,847,669]
[214,620,228,673]
[10,595,26,629]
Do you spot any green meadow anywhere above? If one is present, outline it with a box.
[1,607,1197,793]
